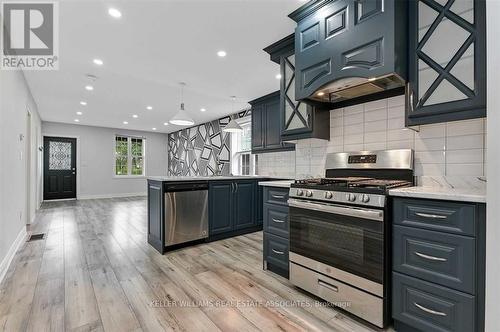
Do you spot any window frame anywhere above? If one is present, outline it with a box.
[113,135,146,178]
[230,116,257,176]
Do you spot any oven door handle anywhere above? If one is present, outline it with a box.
[287,198,384,221]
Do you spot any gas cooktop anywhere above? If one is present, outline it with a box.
[291,177,412,194]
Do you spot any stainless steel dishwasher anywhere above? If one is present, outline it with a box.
[164,182,209,247]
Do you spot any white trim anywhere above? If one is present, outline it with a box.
[0,227,28,285]
[42,133,81,199]
[77,192,146,200]
[113,135,146,178]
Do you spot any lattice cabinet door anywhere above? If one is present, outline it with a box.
[407,0,486,126]
[280,54,313,136]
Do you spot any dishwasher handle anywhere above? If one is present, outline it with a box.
[165,182,209,192]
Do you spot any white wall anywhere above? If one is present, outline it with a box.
[485,1,499,329]
[42,122,168,199]
[0,69,42,274]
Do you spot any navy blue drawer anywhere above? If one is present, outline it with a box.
[263,232,289,278]
[263,203,289,238]
[393,272,475,332]
[393,198,476,236]
[264,187,289,206]
[393,225,475,294]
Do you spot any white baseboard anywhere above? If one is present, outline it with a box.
[0,227,28,285]
[77,192,147,200]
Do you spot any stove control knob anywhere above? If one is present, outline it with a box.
[361,194,370,203]
[324,191,333,199]
[305,190,313,198]
[296,189,304,196]
[346,193,357,202]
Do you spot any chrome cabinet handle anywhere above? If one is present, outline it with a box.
[271,194,286,199]
[414,251,447,262]
[272,218,285,224]
[415,212,448,220]
[271,249,284,255]
[414,302,447,316]
[318,280,338,292]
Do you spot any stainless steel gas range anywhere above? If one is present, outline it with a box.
[288,149,414,328]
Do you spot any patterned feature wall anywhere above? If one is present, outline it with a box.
[168,109,251,176]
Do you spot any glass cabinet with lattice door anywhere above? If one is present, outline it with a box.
[406,0,486,126]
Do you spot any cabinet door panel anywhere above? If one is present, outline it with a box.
[264,98,282,149]
[209,182,233,235]
[251,104,265,150]
[234,181,255,230]
[407,0,486,125]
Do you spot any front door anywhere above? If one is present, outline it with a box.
[43,136,77,200]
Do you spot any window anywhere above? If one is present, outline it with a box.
[115,135,145,176]
[231,117,258,175]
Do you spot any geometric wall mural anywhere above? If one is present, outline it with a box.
[168,109,251,176]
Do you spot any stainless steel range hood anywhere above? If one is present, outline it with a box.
[289,0,408,105]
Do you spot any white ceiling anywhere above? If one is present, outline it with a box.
[24,0,302,133]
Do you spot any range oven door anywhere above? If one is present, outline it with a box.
[288,198,385,287]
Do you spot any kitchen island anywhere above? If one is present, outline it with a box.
[147,176,289,253]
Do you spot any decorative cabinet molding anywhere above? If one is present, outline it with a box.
[406,0,486,126]
[264,35,330,141]
[288,0,407,105]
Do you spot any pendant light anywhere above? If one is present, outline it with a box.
[169,82,195,126]
[223,96,243,133]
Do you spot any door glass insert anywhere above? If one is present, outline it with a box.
[49,141,72,170]
[450,0,474,24]
[450,43,474,90]
[418,1,439,42]
[423,78,468,106]
[418,59,439,101]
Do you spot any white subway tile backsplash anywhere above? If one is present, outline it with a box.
[256,96,486,186]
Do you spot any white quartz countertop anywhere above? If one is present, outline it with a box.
[258,180,295,188]
[148,176,290,182]
[389,186,486,203]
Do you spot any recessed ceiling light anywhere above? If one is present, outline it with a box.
[74,119,80,122]
[217,50,227,57]
[76,111,83,115]
[146,106,153,110]
[317,91,325,96]
[200,108,206,112]
[163,122,169,126]
[108,8,122,18]
[85,85,94,91]
[80,101,87,106]
[132,114,138,118]
[93,59,103,66]
[275,74,282,79]
[152,127,157,131]
[123,121,128,125]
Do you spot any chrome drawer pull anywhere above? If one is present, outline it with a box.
[414,302,447,316]
[415,212,448,220]
[271,249,285,255]
[272,218,285,224]
[318,280,339,292]
[272,194,286,199]
[414,251,447,262]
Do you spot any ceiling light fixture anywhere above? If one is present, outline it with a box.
[163,122,169,126]
[76,111,83,115]
[217,50,227,57]
[317,91,325,96]
[200,108,206,112]
[85,85,94,91]
[80,101,87,106]
[146,106,153,110]
[93,59,103,66]
[132,114,138,118]
[108,8,122,18]
[169,82,195,126]
[152,128,157,131]
[275,74,282,79]
[123,121,128,125]
[223,96,243,133]
[74,119,80,122]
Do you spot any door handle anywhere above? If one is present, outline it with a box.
[235,183,238,193]
[414,251,447,262]
[318,279,338,292]
[415,212,448,220]
[414,302,447,316]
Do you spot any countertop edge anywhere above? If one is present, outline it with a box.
[389,187,486,203]
[258,180,294,188]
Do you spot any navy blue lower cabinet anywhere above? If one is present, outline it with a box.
[392,197,486,332]
[208,181,233,236]
[234,181,255,230]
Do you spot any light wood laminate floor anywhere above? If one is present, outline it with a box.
[0,197,383,332]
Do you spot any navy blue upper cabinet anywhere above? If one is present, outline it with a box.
[264,35,330,141]
[406,0,486,126]
[288,0,407,105]
[250,92,295,153]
